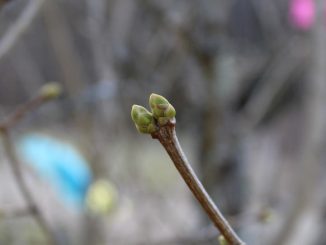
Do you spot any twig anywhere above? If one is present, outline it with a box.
[0,82,61,130]
[151,119,245,245]
[0,0,45,60]
[1,129,56,245]
[0,95,46,130]
[131,95,245,245]
[0,83,61,245]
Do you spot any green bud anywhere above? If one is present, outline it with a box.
[135,123,157,134]
[135,125,146,133]
[131,105,157,134]
[149,94,176,124]
[39,82,62,100]
[164,104,176,118]
[131,105,150,124]
[147,123,157,133]
[157,117,170,126]
[135,125,147,134]
[149,93,169,109]
[86,179,118,215]
[149,94,170,117]
[218,235,228,245]
[137,113,152,126]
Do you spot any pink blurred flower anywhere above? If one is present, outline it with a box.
[289,0,315,30]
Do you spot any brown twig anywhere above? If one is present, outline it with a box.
[0,82,60,130]
[0,95,46,131]
[0,0,45,60]
[151,119,246,245]
[1,129,56,245]
[0,86,60,245]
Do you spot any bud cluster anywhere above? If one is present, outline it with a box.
[131,93,176,134]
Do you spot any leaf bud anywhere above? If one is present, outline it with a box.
[39,82,62,100]
[131,105,157,134]
[149,93,176,125]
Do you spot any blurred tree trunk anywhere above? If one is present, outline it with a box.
[274,0,326,244]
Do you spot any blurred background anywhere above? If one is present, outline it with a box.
[0,0,326,244]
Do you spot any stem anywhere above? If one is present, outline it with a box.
[1,129,56,245]
[0,92,58,244]
[0,0,45,60]
[0,95,46,130]
[151,119,246,245]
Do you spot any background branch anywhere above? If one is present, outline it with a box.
[0,85,60,245]
[1,129,56,245]
[0,0,45,60]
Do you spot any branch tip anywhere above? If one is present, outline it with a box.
[131,93,245,245]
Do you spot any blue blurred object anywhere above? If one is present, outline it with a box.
[17,134,92,208]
